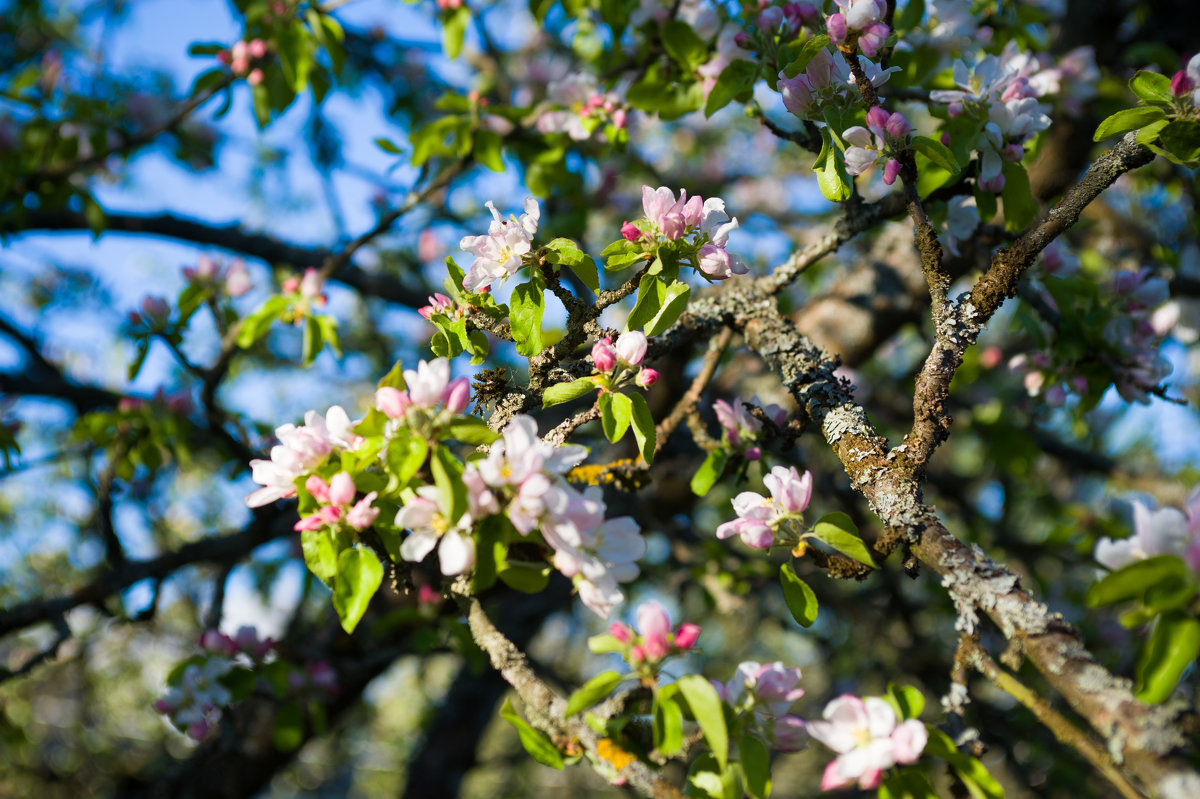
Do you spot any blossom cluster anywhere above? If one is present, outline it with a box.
[713,396,787,461]
[535,73,627,142]
[825,0,889,58]
[245,404,362,507]
[622,185,748,279]
[1095,485,1200,576]
[713,660,807,751]
[217,38,268,85]
[592,330,658,389]
[183,255,252,297]
[280,267,329,323]
[459,198,541,293]
[779,48,899,119]
[808,695,928,790]
[842,106,912,184]
[1171,54,1200,109]
[608,601,700,670]
[716,465,812,549]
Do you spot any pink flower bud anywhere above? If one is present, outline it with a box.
[142,295,170,321]
[825,12,847,43]
[947,102,962,118]
[674,623,701,650]
[1171,70,1195,97]
[282,276,300,293]
[224,261,252,296]
[734,31,755,50]
[940,132,951,146]
[418,584,441,605]
[247,69,264,86]
[592,337,617,372]
[629,644,646,662]
[442,376,471,413]
[376,386,410,419]
[418,305,435,319]
[980,173,1005,193]
[636,601,671,660]
[306,475,332,503]
[299,267,324,300]
[858,23,889,58]
[635,368,659,389]
[153,698,174,714]
[615,331,647,366]
[612,107,627,129]
[187,720,213,741]
[979,346,1002,369]
[882,158,902,185]
[609,622,633,643]
[248,39,267,59]
[756,6,784,32]
[745,446,762,461]
[328,472,356,506]
[865,106,890,131]
[217,50,232,65]
[1003,143,1025,162]
[294,513,324,532]
[885,111,911,140]
[620,220,641,241]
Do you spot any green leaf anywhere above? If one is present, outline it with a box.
[690,448,729,495]
[809,512,874,567]
[1086,554,1192,607]
[377,361,407,391]
[896,0,925,30]
[676,675,728,769]
[739,732,772,799]
[705,59,758,117]
[386,430,428,490]
[473,128,505,171]
[1128,70,1173,104]
[543,377,599,407]
[499,699,564,769]
[884,683,926,720]
[1092,105,1168,141]
[331,547,383,633]
[276,23,313,93]
[1000,162,1035,232]
[654,692,685,755]
[564,670,625,717]
[301,528,338,585]
[816,130,852,202]
[302,313,322,365]
[781,34,831,78]
[1136,612,1200,703]
[443,417,500,446]
[374,136,403,155]
[442,6,470,60]
[911,135,959,174]
[688,753,743,799]
[431,445,467,522]
[779,563,818,627]
[236,295,288,348]
[626,273,666,331]
[924,730,1003,799]
[1159,120,1200,163]
[662,20,709,71]
[600,391,633,443]
[128,339,150,381]
[628,391,656,463]
[645,281,690,336]
[510,277,545,358]
[497,560,552,593]
[586,633,624,654]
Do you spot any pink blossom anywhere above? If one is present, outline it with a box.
[808,695,927,791]
[636,601,672,660]
[459,198,540,292]
[346,492,380,530]
[826,12,847,42]
[376,386,410,419]
[609,622,633,643]
[674,623,701,649]
[882,158,902,185]
[764,465,812,513]
[642,185,691,240]
[224,261,252,296]
[615,331,647,366]
[592,337,618,372]
[328,472,357,506]
[442,376,471,414]
[404,358,453,408]
[620,220,641,241]
[395,487,476,576]
[299,268,325,300]
[635,368,659,389]
[306,475,332,503]
[857,22,889,57]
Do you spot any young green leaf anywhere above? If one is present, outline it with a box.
[739,732,772,799]
[1092,105,1168,141]
[1135,611,1200,703]
[654,692,685,755]
[564,670,626,718]
[626,273,666,331]
[809,512,875,567]
[543,376,599,407]
[691,448,729,495]
[430,445,467,521]
[301,528,339,585]
[1086,555,1192,607]
[499,699,564,769]
[644,280,690,336]
[510,278,546,357]
[331,547,383,633]
[1128,70,1173,104]
[600,391,633,442]
[628,391,656,463]
[779,563,819,627]
[911,135,960,174]
[676,674,729,769]
[705,59,759,117]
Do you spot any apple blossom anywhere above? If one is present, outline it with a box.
[459,198,540,292]
[716,466,813,549]
[807,695,928,791]
[396,486,476,576]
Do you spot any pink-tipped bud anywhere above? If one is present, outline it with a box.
[294,514,324,532]
[635,368,659,389]
[882,158,902,185]
[885,111,911,140]
[756,7,783,33]
[592,337,617,372]
[979,346,1002,369]
[825,12,847,44]
[745,446,762,461]
[306,475,332,503]
[620,220,641,241]
[858,23,889,58]
[153,698,174,714]
[247,39,267,59]
[629,644,646,663]
[615,331,647,366]
[674,623,701,650]
[376,386,410,419]
[980,173,1005,193]
[940,132,951,146]
[247,69,264,86]
[609,622,633,643]
[1171,70,1195,97]
[442,376,471,413]
[947,102,962,118]
[217,50,232,65]
[318,505,343,524]
[418,584,441,605]
[864,106,890,131]
[282,276,300,293]
[612,107,627,129]
[142,295,170,321]
[328,472,356,506]
[299,267,324,300]
[1003,143,1025,162]
[417,305,435,319]
[734,31,756,50]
